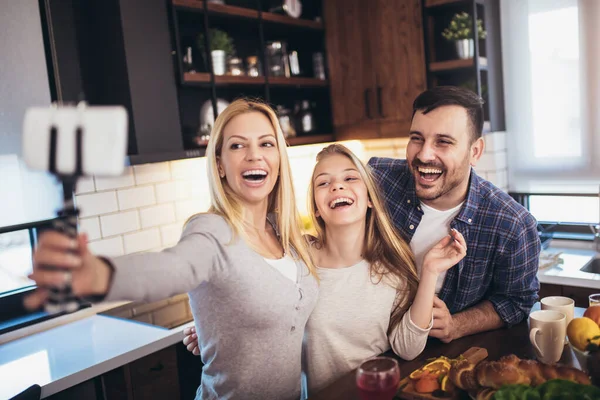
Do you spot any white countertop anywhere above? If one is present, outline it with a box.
[537,244,600,289]
[0,315,194,399]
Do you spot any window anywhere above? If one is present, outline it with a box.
[529,195,599,224]
[501,0,600,194]
[0,229,34,296]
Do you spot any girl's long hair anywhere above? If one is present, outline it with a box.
[191,98,316,277]
[307,144,419,333]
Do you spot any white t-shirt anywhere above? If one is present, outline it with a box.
[410,201,463,293]
[263,254,297,282]
[304,260,431,394]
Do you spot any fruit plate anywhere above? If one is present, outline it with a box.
[395,347,488,400]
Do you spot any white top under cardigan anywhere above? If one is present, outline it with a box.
[304,259,432,394]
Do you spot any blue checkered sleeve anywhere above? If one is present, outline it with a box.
[487,212,541,327]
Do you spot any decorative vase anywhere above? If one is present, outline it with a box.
[455,39,474,59]
[211,50,226,76]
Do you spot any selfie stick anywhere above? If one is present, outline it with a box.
[22,102,128,314]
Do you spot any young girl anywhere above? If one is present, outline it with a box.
[25,99,319,400]
[184,144,467,394]
[305,144,465,393]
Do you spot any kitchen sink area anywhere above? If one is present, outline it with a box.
[537,240,600,290]
[581,257,600,274]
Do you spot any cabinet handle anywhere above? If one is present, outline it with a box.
[364,89,372,119]
[376,86,385,118]
[150,362,164,372]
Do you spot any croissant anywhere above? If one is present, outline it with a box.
[448,358,481,391]
[474,387,496,400]
[475,355,591,390]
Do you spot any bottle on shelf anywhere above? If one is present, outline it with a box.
[246,56,261,77]
[295,100,314,135]
[183,46,196,74]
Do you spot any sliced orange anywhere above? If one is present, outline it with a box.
[422,359,451,378]
[440,375,455,392]
[409,368,430,380]
[409,358,452,380]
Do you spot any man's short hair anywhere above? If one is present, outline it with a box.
[412,86,485,142]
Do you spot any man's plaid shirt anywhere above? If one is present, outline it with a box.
[368,157,540,327]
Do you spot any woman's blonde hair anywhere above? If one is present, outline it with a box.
[200,98,316,277]
[307,144,419,333]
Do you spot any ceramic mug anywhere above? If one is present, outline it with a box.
[529,310,566,364]
[541,296,574,343]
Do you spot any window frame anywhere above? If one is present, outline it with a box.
[0,218,90,335]
[510,192,597,244]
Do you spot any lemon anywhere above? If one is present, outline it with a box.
[567,317,600,352]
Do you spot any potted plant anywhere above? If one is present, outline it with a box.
[197,28,235,76]
[441,12,487,60]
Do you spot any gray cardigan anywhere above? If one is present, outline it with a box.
[106,213,319,400]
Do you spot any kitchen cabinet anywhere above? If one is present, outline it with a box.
[324,0,426,140]
[42,0,185,165]
[539,283,598,308]
[101,346,181,400]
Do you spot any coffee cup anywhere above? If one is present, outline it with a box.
[541,296,574,343]
[529,310,566,364]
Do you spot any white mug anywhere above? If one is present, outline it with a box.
[541,296,574,342]
[529,310,566,364]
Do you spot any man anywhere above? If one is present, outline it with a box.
[368,86,540,343]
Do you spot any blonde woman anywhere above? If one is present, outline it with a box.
[183,144,467,393]
[25,99,319,400]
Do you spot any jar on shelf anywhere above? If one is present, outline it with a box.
[228,57,244,76]
[246,56,261,77]
[266,41,290,77]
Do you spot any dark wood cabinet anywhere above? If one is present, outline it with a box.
[100,346,182,400]
[325,0,426,140]
[41,0,186,165]
[539,283,598,308]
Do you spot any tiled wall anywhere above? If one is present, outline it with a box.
[80,133,507,326]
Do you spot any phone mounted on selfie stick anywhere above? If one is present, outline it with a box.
[22,102,128,314]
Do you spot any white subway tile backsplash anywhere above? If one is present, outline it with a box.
[76,191,119,217]
[79,217,101,241]
[75,177,95,195]
[88,236,124,257]
[139,204,176,229]
[123,228,161,254]
[100,210,140,237]
[484,131,507,153]
[133,163,171,185]
[117,186,156,210]
[189,179,210,199]
[175,199,207,221]
[160,222,184,246]
[155,181,191,203]
[170,158,206,180]
[95,168,135,191]
[487,170,508,190]
[475,150,507,173]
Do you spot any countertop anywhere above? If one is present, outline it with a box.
[537,242,600,289]
[0,315,194,399]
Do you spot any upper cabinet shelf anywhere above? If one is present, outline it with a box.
[425,0,484,7]
[429,57,488,73]
[172,0,324,30]
[183,73,328,87]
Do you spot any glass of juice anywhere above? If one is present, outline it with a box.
[356,357,401,400]
[590,294,600,307]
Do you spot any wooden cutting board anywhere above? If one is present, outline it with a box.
[395,347,488,400]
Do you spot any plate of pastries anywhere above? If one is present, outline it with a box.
[396,347,599,400]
